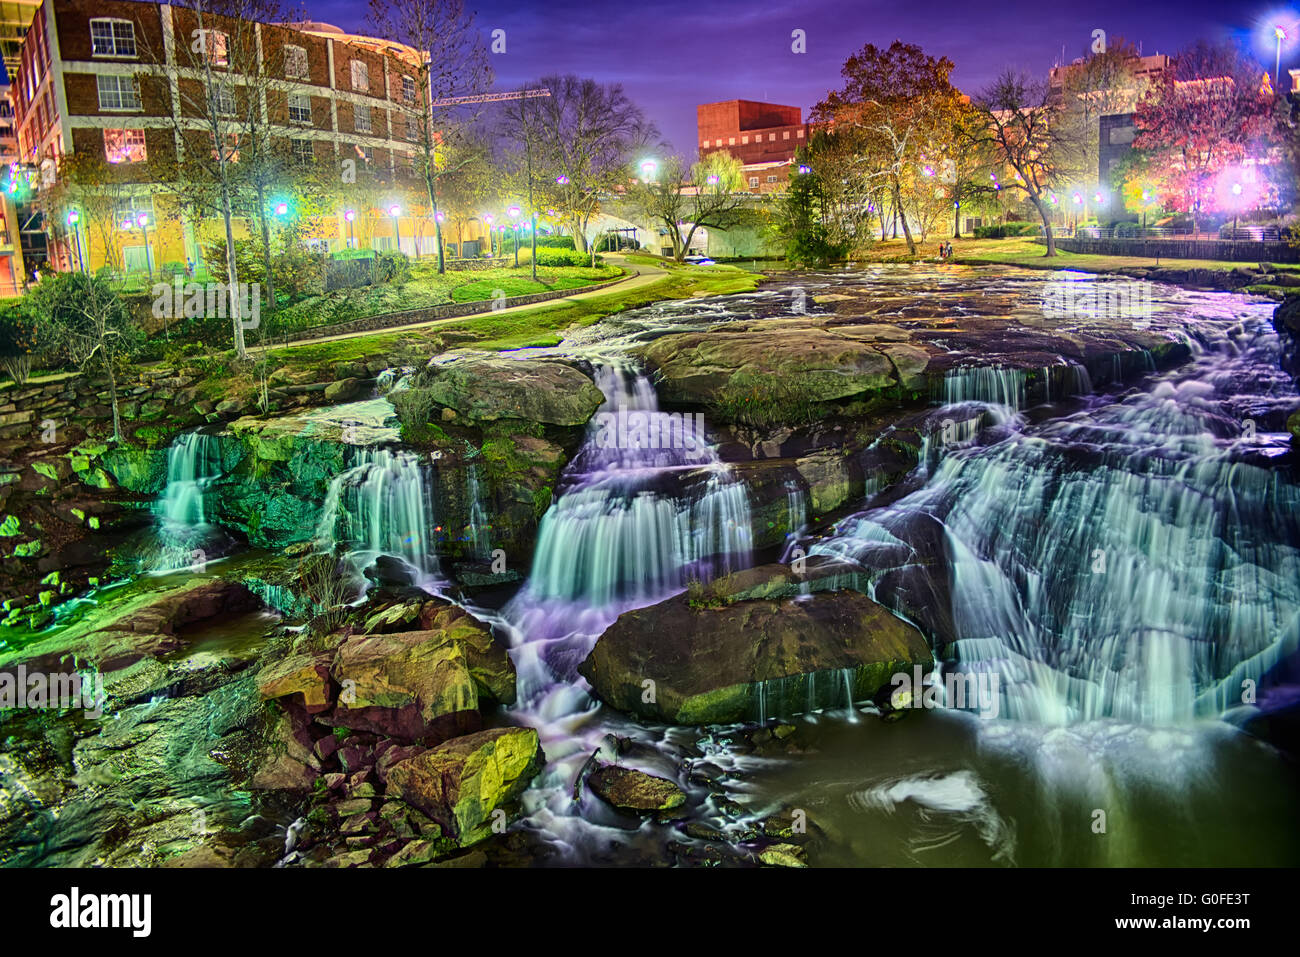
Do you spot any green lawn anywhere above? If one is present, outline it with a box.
[272,262,623,330]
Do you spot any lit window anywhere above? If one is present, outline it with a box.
[350,60,369,93]
[288,93,311,124]
[283,44,308,79]
[97,75,141,111]
[90,19,136,57]
[354,104,371,134]
[796,129,804,138]
[768,133,775,141]
[766,175,777,183]
[104,128,147,163]
[748,176,758,187]
[291,138,314,165]
[198,29,229,67]
[782,131,790,140]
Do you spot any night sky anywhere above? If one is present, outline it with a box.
[29,0,1291,156]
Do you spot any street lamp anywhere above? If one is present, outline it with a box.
[1275,25,1288,87]
[483,213,494,258]
[388,204,401,253]
[66,209,84,273]
[136,212,152,279]
[344,209,356,249]
[507,205,521,267]
[640,159,657,182]
[274,201,289,217]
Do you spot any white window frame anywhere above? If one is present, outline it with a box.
[97,74,141,112]
[287,92,312,125]
[353,103,372,134]
[90,18,137,58]
[350,59,369,93]
[104,127,147,163]
[401,75,416,104]
[290,137,314,165]
[283,43,308,80]
[748,176,759,187]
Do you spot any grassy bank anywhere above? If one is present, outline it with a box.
[194,259,762,400]
[860,237,1300,296]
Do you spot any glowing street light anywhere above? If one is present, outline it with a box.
[639,158,657,182]
[135,212,153,279]
[1274,25,1289,86]
[274,201,289,217]
[388,204,401,253]
[343,209,356,249]
[66,209,84,273]
[482,213,494,257]
[507,205,521,266]
[556,174,570,186]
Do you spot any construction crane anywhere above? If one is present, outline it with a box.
[429,88,551,107]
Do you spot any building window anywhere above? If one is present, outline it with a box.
[198,29,229,67]
[782,131,790,140]
[354,104,372,134]
[350,60,369,93]
[1109,126,1135,146]
[796,129,804,138]
[211,84,235,117]
[401,75,416,104]
[403,115,419,141]
[104,128,147,163]
[97,75,141,111]
[90,19,136,57]
[283,44,308,79]
[113,196,153,223]
[748,176,758,187]
[356,145,373,166]
[768,133,776,141]
[291,138,314,165]
[288,93,311,124]
[766,175,777,183]
[741,136,748,144]
[728,137,735,145]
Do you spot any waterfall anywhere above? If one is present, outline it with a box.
[941,365,1027,410]
[153,432,229,572]
[464,463,491,561]
[779,479,807,563]
[315,447,441,593]
[814,309,1300,726]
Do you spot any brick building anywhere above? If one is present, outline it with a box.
[697,99,807,194]
[11,0,449,274]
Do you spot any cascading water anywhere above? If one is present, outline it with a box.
[494,359,753,851]
[152,431,230,572]
[463,464,492,561]
[315,447,441,594]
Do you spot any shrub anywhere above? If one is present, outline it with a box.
[375,249,412,284]
[520,247,599,268]
[389,386,446,445]
[973,221,1042,239]
[0,299,40,385]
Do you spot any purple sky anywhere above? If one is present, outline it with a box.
[314,0,1291,157]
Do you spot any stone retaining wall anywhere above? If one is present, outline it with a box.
[1051,237,1300,263]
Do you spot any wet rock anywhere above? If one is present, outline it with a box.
[419,356,605,427]
[758,843,808,867]
[384,727,543,846]
[324,606,515,742]
[256,652,334,713]
[587,764,687,815]
[579,587,933,725]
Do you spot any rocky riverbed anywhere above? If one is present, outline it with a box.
[2,265,1297,868]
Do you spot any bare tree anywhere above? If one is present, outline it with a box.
[368,0,492,274]
[974,71,1072,256]
[504,75,656,256]
[627,152,748,261]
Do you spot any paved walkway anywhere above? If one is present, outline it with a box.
[250,254,669,354]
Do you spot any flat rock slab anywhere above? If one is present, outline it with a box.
[579,587,932,725]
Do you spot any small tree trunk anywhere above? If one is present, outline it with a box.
[1031,195,1056,256]
[893,178,916,256]
[220,178,248,359]
[104,359,123,443]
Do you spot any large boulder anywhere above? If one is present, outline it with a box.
[324,605,515,742]
[421,356,604,427]
[384,726,543,845]
[579,586,932,724]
